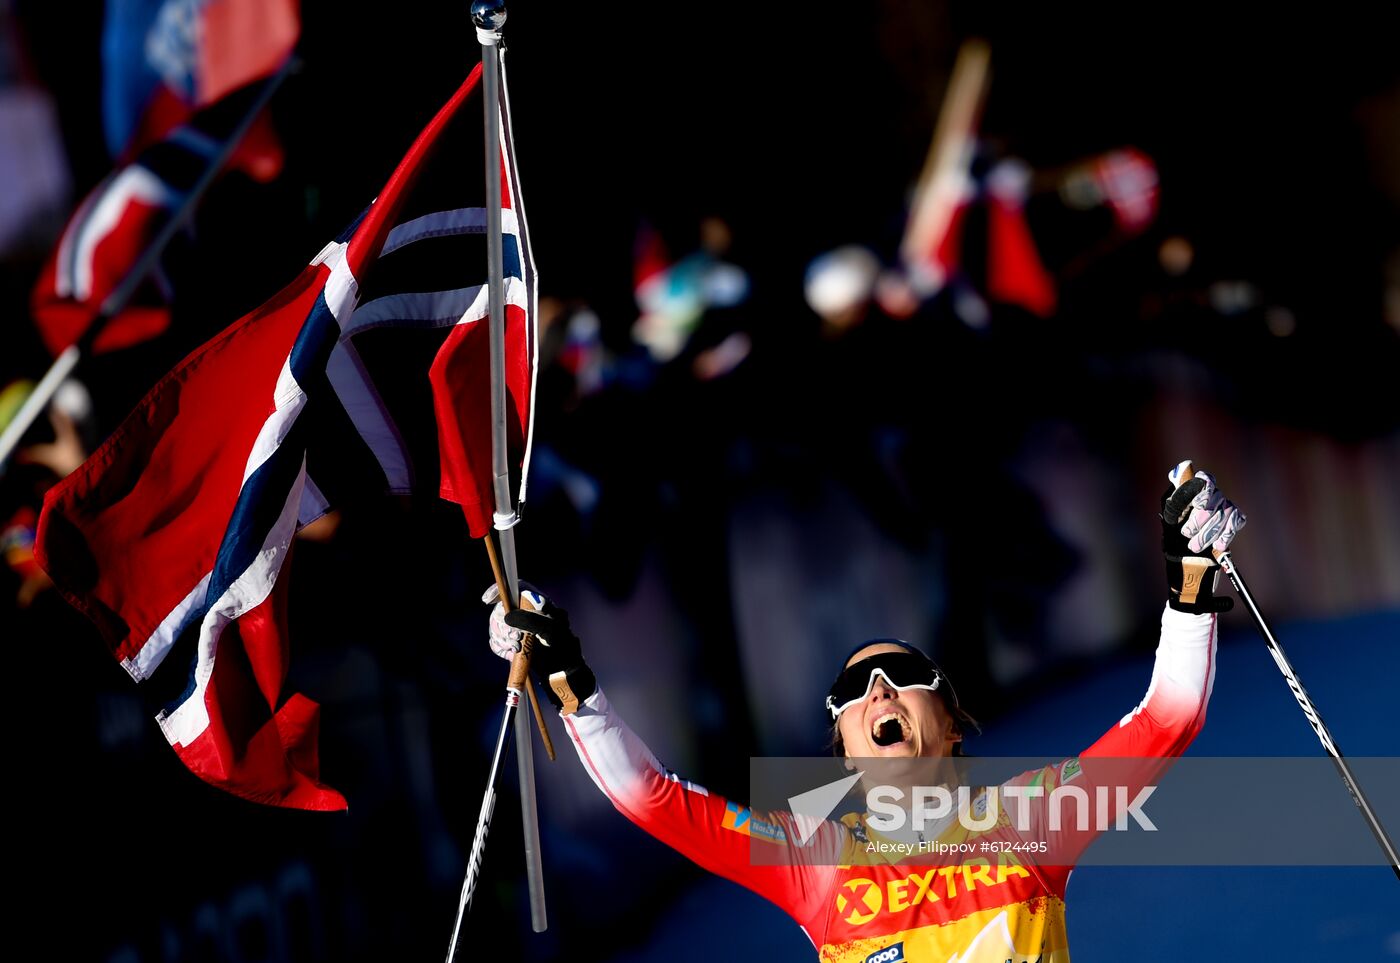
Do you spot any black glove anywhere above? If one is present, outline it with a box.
[1160,474,1233,614]
[504,601,596,713]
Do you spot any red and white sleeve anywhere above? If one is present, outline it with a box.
[561,687,837,942]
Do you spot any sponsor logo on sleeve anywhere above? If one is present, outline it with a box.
[721,801,787,843]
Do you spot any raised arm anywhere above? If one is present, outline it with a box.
[1003,463,1245,872]
[484,586,838,941]
[1086,461,1244,757]
[1082,602,1217,759]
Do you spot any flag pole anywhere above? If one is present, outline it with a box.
[474,0,548,934]
[900,38,990,290]
[0,55,300,471]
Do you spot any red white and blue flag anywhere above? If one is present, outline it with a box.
[31,84,283,356]
[35,62,537,809]
[102,0,298,162]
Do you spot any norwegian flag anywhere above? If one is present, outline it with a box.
[901,158,1056,318]
[35,62,537,809]
[30,85,281,357]
[103,0,298,162]
[632,220,670,296]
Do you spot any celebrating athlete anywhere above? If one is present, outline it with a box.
[486,462,1245,960]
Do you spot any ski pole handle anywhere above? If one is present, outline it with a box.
[485,535,556,761]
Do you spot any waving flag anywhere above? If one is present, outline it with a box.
[901,39,988,297]
[35,62,537,809]
[102,0,298,162]
[985,159,1056,317]
[30,84,282,357]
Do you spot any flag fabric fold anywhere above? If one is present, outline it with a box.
[985,160,1057,318]
[35,61,537,809]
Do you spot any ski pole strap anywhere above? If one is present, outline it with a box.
[549,671,581,715]
[1178,556,1214,605]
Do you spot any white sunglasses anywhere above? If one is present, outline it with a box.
[825,654,944,720]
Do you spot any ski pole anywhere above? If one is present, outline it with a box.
[1175,462,1400,882]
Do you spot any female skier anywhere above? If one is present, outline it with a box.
[486,463,1245,961]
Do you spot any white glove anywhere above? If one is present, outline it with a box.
[1167,462,1247,554]
[482,582,548,660]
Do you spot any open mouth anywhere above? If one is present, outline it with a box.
[870,711,912,748]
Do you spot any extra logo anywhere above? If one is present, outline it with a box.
[864,941,905,963]
[835,877,882,925]
[835,857,1034,926]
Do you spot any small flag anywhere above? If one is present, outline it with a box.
[985,160,1056,317]
[102,0,299,162]
[1094,147,1159,235]
[30,84,283,356]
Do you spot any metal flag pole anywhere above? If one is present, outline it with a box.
[479,0,549,926]
[444,5,548,957]
[0,56,299,470]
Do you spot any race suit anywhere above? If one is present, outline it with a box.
[562,605,1217,962]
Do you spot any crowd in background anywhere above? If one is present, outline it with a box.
[2,3,1398,961]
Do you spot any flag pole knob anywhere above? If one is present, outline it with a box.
[471,0,508,32]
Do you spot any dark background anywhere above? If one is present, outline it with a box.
[4,2,1398,960]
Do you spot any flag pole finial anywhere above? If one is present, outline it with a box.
[471,0,507,43]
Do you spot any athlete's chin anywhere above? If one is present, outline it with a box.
[859,750,941,786]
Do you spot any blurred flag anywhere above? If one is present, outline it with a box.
[1059,147,1160,235]
[902,158,1056,319]
[1093,147,1159,234]
[2,506,40,582]
[899,40,1056,320]
[900,39,988,297]
[557,307,605,396]
[631,221,699,361]
[903,178,972,297]
[102,0,298,171]
[35,62,537,809]
[632,222,750,362]
[29,83,282,357]
[632,220,670,295]
[985,159,1056,317]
